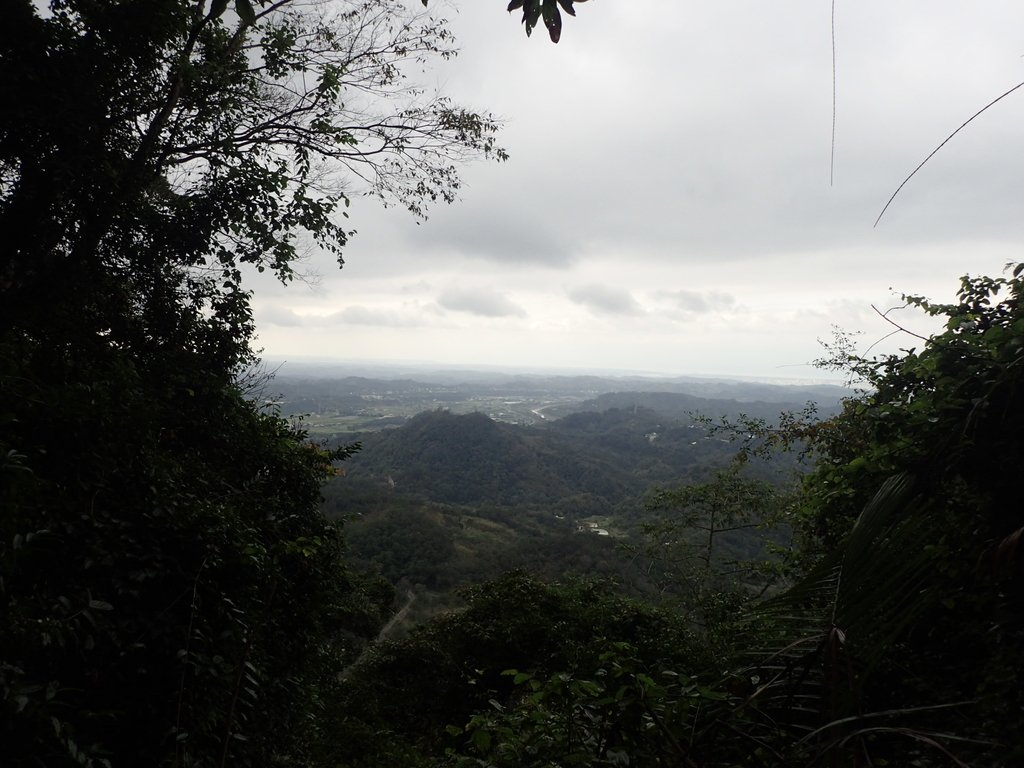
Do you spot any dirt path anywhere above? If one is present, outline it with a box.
[340,589,416,680]
[376,589,416,641]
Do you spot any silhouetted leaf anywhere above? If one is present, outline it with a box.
[235,0,256,25]
[542,0,561,43]
[522,0,542,36]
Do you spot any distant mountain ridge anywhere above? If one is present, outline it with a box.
[555,390,840,423]
[273,368,849,436]
[269,360,850,398]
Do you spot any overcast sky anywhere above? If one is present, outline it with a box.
[249,1,1024,381]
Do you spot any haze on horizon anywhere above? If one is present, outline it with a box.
[247,1,1024,380]
[263,355,852,389]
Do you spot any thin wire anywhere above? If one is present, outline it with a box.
[830,0,837,187]
[875,78,1024,227]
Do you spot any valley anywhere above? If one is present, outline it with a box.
[268,363,848,436]
[271,366,848,630]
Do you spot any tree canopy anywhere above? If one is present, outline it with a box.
[2,0,504,349]
[0,0,502,764]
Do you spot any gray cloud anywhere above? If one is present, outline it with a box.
[257,305,305,327]
[418,207,577,267]
[441,2,1024,265]
[568,284,644,316]
[250,2,1024,378]
[399,280,434,294]
[328,306,423,327]
[657,289,737,313]
[438,286,527,318]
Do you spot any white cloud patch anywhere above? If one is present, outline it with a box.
[567,284,644,316]
[257,303,431,328]
[438,286,527,318]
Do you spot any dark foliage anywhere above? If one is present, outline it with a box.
[330,407,778,510]
[332,571,705,765]
[1,0,498,764]
[0,333,390,765]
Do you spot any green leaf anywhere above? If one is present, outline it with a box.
[542,0,562,43]
[696,685,728,701]
[522,0,541,35]
[471,728,492,753]
[235,0,256,25]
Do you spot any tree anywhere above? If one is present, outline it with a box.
[780,271,1024,556]
[0,0,502,764]
[639,469,788,634]
[801,272,1024,762]
[332,571,707,766]
[709,270,1024,765]
[1,0,504,346]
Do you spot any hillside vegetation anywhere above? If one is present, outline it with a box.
[325,273,1024,767]
[319,398,800,620]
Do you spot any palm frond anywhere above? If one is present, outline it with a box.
[712,473,976,764]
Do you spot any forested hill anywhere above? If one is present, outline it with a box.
[340,409,635,507]
[329,399,797,511]
[560,390,840,423]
